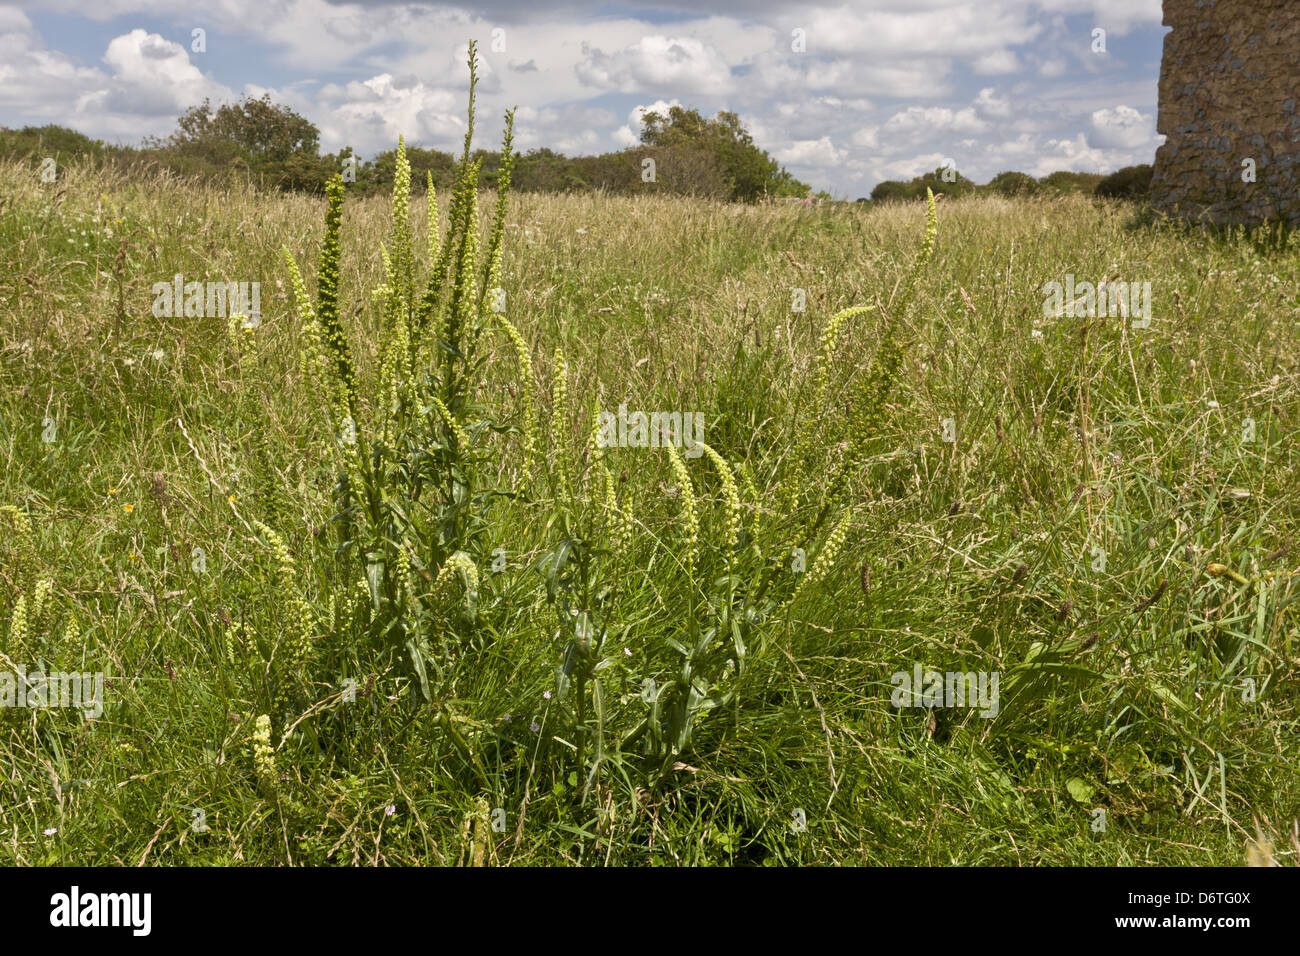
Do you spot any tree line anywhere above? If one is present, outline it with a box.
[867,164,1153,202]
[0,96,815,203]
[1,93,1153,203]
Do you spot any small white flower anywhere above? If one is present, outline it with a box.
[43,827,57,836]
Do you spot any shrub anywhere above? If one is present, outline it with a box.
[987,170,1040,197]
[1095,164,1154,200]
[1039,170,1104,194]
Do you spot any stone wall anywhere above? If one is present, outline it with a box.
[1150,0,1300,225]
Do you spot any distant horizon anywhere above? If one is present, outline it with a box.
[0,1,1167,197]
[1,114,1150,202]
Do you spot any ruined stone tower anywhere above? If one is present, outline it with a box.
[1149,0,1300,225]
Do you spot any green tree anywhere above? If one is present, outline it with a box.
[638,105,808,202]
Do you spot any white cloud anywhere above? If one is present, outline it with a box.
[575,36,732,94]
[1089,104,1153,149]
[0,26,231,140]
[882,105,988,137]
[775,136,846,167]
[851,126,881,149]
[317,74,462,154]
[974,87,1013,119]
[972,50,1020,75]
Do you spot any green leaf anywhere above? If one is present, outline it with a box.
[1066,777,1096,804]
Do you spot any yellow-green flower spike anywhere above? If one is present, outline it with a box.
[429,394,469,449]
[7,593,28,660]
[550,347,572,504]
[785,509,853,610]
[665,443,699,577]
[695,441,741,554]
[252,714,277,795]
[496,316,537,474]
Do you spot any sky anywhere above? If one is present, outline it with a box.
[0,0,1168,198]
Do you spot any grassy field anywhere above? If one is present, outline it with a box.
[2,124,1299,865]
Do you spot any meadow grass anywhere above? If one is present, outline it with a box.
[2,134,1299,864]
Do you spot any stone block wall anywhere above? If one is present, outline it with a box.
[1150,0,1300,225]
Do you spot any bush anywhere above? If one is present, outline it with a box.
[1095,164,1153,200]
[871,167,975,202]
[1038,170,1105,194]
[986,171,1040,197]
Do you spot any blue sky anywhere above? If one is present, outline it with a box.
[0,1,1168,197]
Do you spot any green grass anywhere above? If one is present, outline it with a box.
[1,140,1299,865]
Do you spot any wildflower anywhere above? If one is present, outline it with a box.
[122,504,134,514]
[543,690,551,700]
[601,465,632,556]
[530,720,540,732]
[785,509,853,610]
[434,552,479,609]
[695,441,741,554]
[252,521,315,710]
[428,394,469,449]
[43,828,57,836]
[665,443,699,576]
[252,714,277,794]
[1,506,37,592]
[32,577,53,624]
[385,804,396,816]
[550,348,572,504]
[8,594,28,658]
[496,315,537,473]
[394,547,414,606]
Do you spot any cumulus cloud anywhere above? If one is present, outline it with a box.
[973,87,1013,119]
[0,25,231,140]
[972,49,1020,75]
[775,136,847,167]
[1089,104,1154,149]
[883,105,988,137]
[575,36,732,94]
[317,74,462,153]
